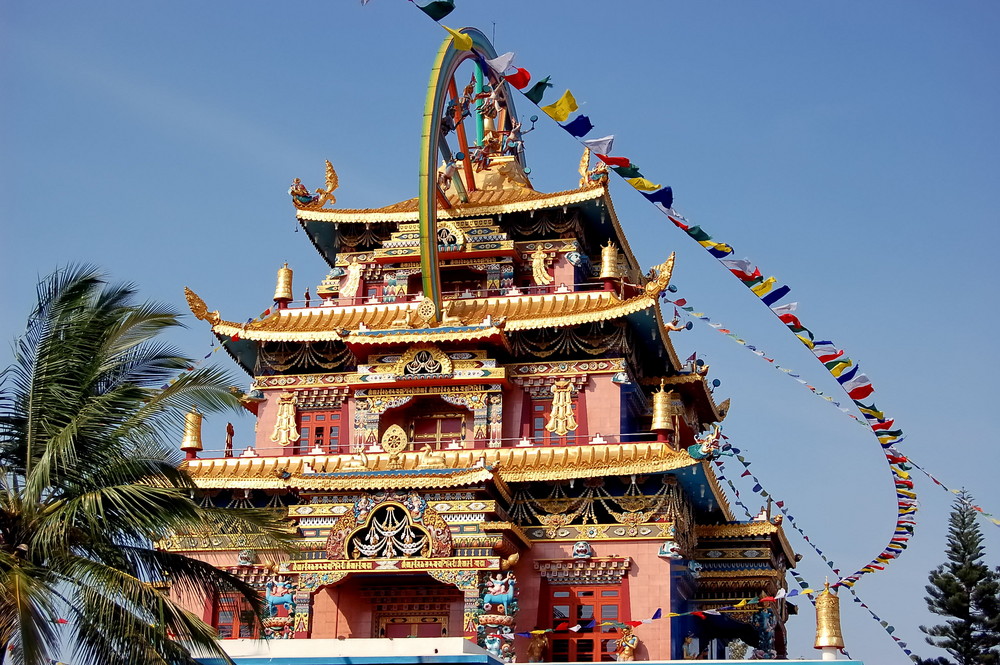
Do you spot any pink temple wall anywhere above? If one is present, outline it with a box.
[513,540,671,661]
[582,375,622,441]
[252,390,283,455]
[552,253,575,289]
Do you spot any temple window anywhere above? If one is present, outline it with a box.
[213,593,259,639]
[298,408,345,453]
[531,400,578,445]
[410,412,465,450]
[547,585,625,662]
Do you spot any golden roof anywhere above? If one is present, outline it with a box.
[184,441,697,490]
[295,185,606,224]
[696,521,797,565]
[185,287,671,344]
[296,182,645,279]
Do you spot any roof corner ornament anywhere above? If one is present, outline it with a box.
[184,287,221,326]
[578,147,608,188]
[644,252,676,297]
[289,160,339,209]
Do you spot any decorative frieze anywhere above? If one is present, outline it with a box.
[533,557,631,585]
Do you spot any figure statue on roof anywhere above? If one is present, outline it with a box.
[289,161,339,209]
[687,424,727,461]
[288,178,317,206]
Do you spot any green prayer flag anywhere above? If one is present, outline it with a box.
[612,165,643,178]
[524,76,553,104]
[684,225,712,242]
[417,0,455,21]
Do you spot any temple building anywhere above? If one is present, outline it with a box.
[169,28,806,663]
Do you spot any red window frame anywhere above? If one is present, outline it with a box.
[546,584,628,662]
[212,592,259,640]
[298,407,346,453]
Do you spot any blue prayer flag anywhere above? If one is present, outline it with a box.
[561,115,594,137]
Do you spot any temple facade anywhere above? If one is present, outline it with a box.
[169,29,799,663]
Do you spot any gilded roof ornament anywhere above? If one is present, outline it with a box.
[289,160,339,210]
[578,147,608,188]
[184,287,221,326]
[643,252,676,297]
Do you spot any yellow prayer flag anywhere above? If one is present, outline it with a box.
[802,588,814,594]
[625,177,662,191]
[750,276,777,296]
[796,334,815,349]
[442,25,473,51]
[734,599,747,608]
[541,89,578,122]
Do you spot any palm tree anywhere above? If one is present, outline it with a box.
[0,266,290,665]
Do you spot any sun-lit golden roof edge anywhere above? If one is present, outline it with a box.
[294,185,606,224]
[186,286,673,342]
[696,521,797,565]
[184,442,697,487]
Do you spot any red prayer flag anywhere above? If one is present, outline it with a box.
[555,622,569,631]
[596,154,630,168]
[692,612,706,620]
[667,216,689,230]
[504,67,531,89]
[871,419,896,431]
[230,334,241,342]
[848,383,875,400]
[817,349,844,363]
[778,313,803,329]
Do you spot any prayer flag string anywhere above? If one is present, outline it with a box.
[717,450,916,660]
[668,293,998,528]
[409,2,911,588]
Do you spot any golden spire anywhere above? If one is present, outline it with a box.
[814,581,846,653]
[273,262,293,305]
[180,406,203,458]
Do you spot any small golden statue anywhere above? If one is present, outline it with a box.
[615,626,639,661]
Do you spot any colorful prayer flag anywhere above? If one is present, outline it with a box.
[582,135,614,155]
[541,90,578,122]
[485,52,515,74]
[503,67,531,89]
[596,154,630,168]
[441,25,473,50]
[642,186,674,208]
[417,0,456,20]
[625,176,661,191]
[562,114,594,137]
[760,285,791,306]
[524,76,553,104]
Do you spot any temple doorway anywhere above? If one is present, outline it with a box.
[321,574,465,639]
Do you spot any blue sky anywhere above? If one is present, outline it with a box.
[3,1,998,661]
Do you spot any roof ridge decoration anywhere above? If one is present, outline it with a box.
[289,160,339,210]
